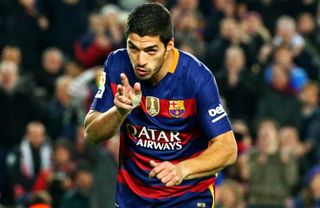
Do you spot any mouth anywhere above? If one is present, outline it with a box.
[135,67,149,77]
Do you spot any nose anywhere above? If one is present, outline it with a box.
[137,52,147,66]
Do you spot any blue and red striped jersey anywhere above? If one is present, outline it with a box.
[91,48,232,207]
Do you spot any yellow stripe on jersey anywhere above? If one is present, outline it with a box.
[168,48,180,73]
[209,185,215,208]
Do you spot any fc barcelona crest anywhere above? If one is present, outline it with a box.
[146,96,160,116]
[169,100,185,118]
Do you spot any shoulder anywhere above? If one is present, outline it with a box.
[105,48,130,66]
[103,48,131,75]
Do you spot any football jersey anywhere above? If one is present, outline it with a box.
[91,48,232,207]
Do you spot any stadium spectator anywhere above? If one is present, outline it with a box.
[256,62,302,127]
[48,75,86,141]
[60,164,94,208]
[298,81,320,141]
[264,46,309,94]
[206,17,254,71]
[74,13,114,68]
[216,179,245,208]
[6,121,52,206]
[74,124,117,208]
[279,126,304,160]
[33,139,76,208]
[299,82,320,141]
[241,12,271,67]
[273,16,305,55]
[297,12,320,81]
[100,4,125,47]
[273,15,318,80]
[171,0,204,38]
[171,0,206,59]
[298,82,320,175]
[0,61,49,205]
[1,45,22,66]
[241,119,298,207]
[216,46,258,123]
[35,47,65,101]
[279,125,307,194]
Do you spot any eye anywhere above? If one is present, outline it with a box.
[146,50,157,55]
[129,47,138,53]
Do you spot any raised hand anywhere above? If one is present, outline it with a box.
[114,73,142,117]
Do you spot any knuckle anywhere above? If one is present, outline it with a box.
[154,168,160,173]
[171,171,177,177]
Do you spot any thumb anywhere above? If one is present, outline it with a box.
[149,160,159,167]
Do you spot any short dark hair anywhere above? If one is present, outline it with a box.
[126,3,173,46]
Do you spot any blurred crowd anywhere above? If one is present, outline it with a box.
[0,0,320,207]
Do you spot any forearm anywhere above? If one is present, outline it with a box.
[84,107,126,144]
[177,131,237,180]
[184,171,217,180]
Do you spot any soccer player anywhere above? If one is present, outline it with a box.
[84,3,237,207]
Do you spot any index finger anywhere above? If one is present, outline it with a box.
[149,164,166,178]
[120,73,131,88]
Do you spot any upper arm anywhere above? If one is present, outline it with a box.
[209,130,238,164]
[196,73,232,141]
[209,130,235,145]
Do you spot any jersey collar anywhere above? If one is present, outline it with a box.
[168,48,180,74]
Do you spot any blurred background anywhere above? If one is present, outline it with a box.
[0,0,319,207]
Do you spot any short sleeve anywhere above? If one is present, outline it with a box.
[196,74,232,140]
[90,53,115,112]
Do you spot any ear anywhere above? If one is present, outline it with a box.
[166,38,174,52]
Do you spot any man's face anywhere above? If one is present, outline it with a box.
[127,33,169,83]
[27,123,45,148]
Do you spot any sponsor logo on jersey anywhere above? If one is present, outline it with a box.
[146,96,160,116]
[208,104,227,123]
[95,71,106,98]
[169,100,185,118]
[126,124,182,150]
